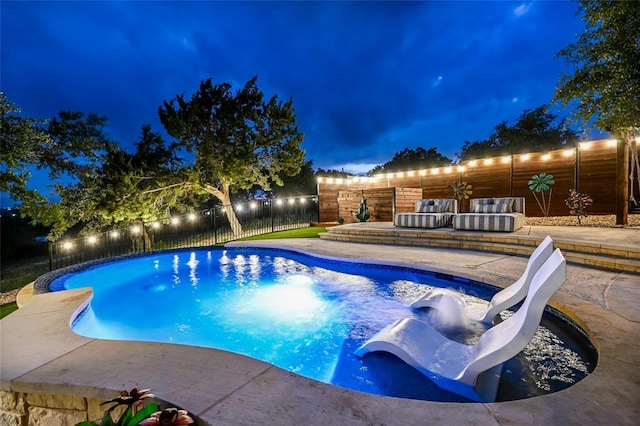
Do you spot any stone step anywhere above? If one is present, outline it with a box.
[320,227,640,274]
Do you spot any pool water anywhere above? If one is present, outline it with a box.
[52,247,597,402]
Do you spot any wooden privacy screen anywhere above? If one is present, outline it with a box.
[317,139,624,222]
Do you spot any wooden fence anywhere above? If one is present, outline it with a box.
[318,138,630,222]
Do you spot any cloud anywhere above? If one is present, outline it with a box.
[1,0,583,190]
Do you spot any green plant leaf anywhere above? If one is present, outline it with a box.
[117,407,133,426]
[100,410,116,426]
[125,403,160,426]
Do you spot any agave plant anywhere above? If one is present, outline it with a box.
[528,173,555,218]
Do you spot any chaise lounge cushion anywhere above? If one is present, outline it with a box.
[453,197,525,232]
[394,198,457,229]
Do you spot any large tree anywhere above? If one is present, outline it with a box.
[158,76,305,235]
[457,105,578,161]
[368,147,452,175]
[34,125,192,242]
[553,0,640,225]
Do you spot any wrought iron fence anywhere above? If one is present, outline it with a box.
[48,195,320,270]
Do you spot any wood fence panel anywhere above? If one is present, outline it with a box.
[364,188,395,221]
[420,173,456,200]
[338,190,362,223]
[578,143,617,215]
[512,151,575,217]
[461,161,512,199]
[395,188,423,213]
[318,139,626,219]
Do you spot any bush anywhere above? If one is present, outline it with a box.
[565,189,593,225]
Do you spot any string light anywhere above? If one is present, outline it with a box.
[501,156,511,164]
[563,149,574,157]
[87,236,97,244]
[468,160,477,167]
[542,154,551,161]
[188,213,196,221]
[483,158,493,165]
[171,217,180,225]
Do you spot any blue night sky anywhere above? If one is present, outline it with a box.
[2,0,587,200]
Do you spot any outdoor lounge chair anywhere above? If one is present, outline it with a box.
[394,198,458,229]
[411,236,554,325]
[355,248,567,402]
[453,197,525,232]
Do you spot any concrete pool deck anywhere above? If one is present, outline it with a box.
[1,226,639,425]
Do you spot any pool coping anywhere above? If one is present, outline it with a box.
[1,239,639,425]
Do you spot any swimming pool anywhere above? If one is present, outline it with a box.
[51,247,596,402]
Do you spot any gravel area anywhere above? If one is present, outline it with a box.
[525,214,640,227]
[2,214,637,307]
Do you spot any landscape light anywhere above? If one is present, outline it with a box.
[87,236,97,245]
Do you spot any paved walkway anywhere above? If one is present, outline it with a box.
[1,227,639,425]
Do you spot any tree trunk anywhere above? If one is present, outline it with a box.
[616,133,630,226]
[204,183,243,237]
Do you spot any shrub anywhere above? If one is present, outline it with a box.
[565,189,593,225]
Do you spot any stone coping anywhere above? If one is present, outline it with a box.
[1,240,639,425]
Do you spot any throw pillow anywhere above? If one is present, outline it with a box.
[473,204,509,214]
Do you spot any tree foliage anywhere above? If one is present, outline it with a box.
[553,0,640,133]
[457,106,578,160]
[0,94,110,212]
[35,125,195,240]
[1,93,51,203]
[368,147,452,175]
[158,76,305,235]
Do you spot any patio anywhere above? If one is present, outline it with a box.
[1,225,639,425]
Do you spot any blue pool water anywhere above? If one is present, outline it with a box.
[52,247,596,402]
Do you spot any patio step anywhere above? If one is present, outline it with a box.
[319,225,640,274]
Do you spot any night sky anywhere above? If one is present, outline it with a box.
[2,0,588,202]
